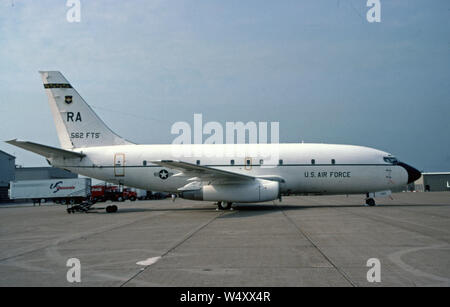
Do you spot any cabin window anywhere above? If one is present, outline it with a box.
[143,160,147,166]
[331,159,335,165]
[196,160,200,165]
[230,159,235,165]
[246,159,251,166]
[279,159,283,166]
[259,159,264,165]
[311,159,315,165]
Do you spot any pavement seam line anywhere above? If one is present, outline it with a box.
[119,211,224,287]
[277,205,357,287]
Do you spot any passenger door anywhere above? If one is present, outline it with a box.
[114,153,125,177]
[244,157,252,171]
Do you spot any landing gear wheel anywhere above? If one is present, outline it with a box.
[106,205,118,213]
[218,202,233,210]
[366,198,376,207]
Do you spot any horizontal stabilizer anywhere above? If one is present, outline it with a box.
[6,139,85,159]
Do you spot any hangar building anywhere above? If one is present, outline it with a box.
[15,167,77,181]
[0,151,16,202]
[414,172,450,192]
[0,150,77,202]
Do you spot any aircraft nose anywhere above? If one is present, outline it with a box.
[398,162,421,184]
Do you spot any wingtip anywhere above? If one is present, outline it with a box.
[5,139,18,144]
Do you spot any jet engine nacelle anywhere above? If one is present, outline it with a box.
[180,179,280,203]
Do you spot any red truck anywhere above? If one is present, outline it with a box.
[91,185,137,203]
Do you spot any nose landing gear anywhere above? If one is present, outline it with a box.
[365,193,376,206]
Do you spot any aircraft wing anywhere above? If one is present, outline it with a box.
[6,139,85,159]
[151,160,256,182]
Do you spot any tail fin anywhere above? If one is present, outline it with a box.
[39,71,133,149]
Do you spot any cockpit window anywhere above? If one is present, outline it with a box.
[383,157,398,164]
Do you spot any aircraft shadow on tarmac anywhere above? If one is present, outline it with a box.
[88,206,214,214]
[89,202,450,217]
[217,202,450,219]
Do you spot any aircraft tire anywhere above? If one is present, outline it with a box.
[366,198,376,206]
[218,202,232,210]
[106,205,118,213]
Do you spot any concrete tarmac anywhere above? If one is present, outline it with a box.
[0,192,449,287]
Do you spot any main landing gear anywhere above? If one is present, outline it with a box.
[216,201,233,210]
[365,194,376,207]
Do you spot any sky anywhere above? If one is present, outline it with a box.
[0,0,449,172]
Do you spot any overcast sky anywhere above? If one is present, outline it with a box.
[0,0,449,172]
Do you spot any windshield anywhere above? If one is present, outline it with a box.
[383,156,398,164]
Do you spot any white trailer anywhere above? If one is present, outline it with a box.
[9,178,91,205]
[135,188,148,200]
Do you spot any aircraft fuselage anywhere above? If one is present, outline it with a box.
[51,143,412,196]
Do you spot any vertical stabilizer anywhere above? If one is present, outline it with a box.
[39,71,133,149]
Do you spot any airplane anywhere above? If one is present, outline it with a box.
[6,71,421,213]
